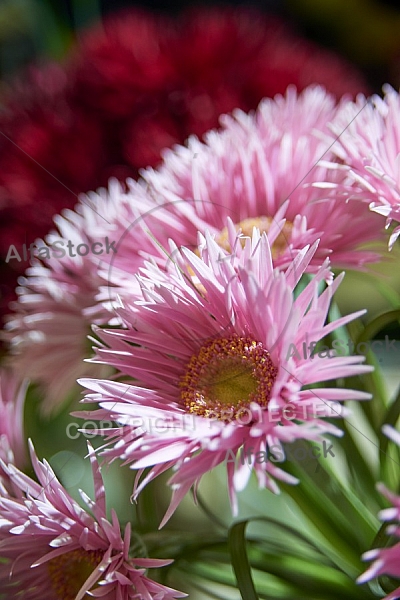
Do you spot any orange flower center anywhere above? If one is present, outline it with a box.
[47,548,103,600]
[180,336,277,421]
[216,216,293,258]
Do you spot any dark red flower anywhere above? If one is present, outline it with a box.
[0,6,369,326]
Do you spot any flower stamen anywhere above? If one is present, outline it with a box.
[47,548,103,600]
[180,335,277,421]
[216,216,293,258]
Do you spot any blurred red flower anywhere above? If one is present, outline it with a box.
[0,6,368,325]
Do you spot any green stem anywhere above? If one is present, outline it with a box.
[355,310,400,346]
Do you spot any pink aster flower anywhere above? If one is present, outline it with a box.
[0,367,27,470]
[3,173,203,414]
[78,231,372,525]
[2,183,122,415]
[0,440,186,599]
[329,85,400,249]
[143,85,385,270]
[357,426,400,599]
[83,86,387,324]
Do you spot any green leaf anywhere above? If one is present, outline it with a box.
[280,465,369,576]
[355,310,400,346]
[228,520,259,600]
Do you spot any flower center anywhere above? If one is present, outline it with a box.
[180,336,277,421]
[216,216,293,258]
[48,548,104,600]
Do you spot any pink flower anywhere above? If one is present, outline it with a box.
[78,231,372,525]
[104,86,384,302]
[329,85,400,249]
[148,85,385,270]
[3,174,195,414]
[0,441,186,599]
[357,426,400,599]
[0,367,27,470]
[2,184,121,414]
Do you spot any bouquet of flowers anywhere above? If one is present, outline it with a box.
[1,6,400,600]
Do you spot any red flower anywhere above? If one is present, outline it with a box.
[0,6,368,325]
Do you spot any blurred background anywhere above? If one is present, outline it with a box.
[3,0,400,86]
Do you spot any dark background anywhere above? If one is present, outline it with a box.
[3,0,400,92]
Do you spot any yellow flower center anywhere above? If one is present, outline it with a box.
[216,216,293,258]
[47,548,103,600]
[180,336,277,421]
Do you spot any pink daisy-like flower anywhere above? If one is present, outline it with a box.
[78,231,372,525]
[0,440,186,599]
[89,86,387,319]
[136,85,384,269]
[2,174,201,414]
[2,184,122,415]
[329,85,400,249]
[0,367,27,470]
[357,425,400,599]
